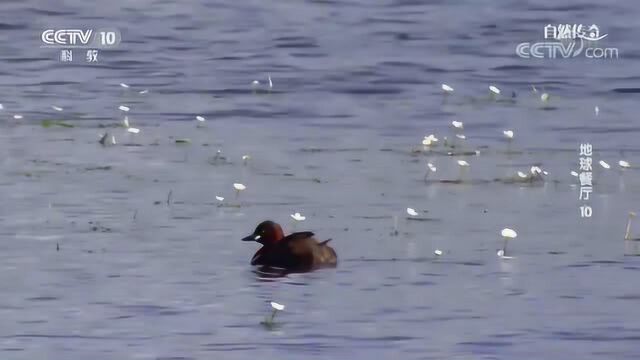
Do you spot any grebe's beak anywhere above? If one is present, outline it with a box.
[242,234,261,242]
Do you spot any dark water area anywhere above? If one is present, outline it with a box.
[1,1,640,359]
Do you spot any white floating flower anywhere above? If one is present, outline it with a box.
[13,114,23,119]
[127,127,140,134]
[118,105,130,112]
[599,160,610,169]
[455,134,466,140]
[570,171,579,177]
[451,120,464,129]
[196,115,206,122]
[503,130,514,139]
[122,116,130,128]
[268,74,273,88]
[233,183,246,191]
[619,160,631,168]
[441,83,454,93]
[540,93,550,102]
[270,302,285,311]
[427,163,437,172]
[291,212,306,221]
[215,196,224,201]
[501,228,517,238]
[530,166,542,175]
[457,160,469,167]
[434,249,443,256]
[52,105,63,111]
[422,134,439,146]
[517,171,527,178]
[489,85,501,95]
[139,89,149,94]
[406,208,418,216]
[120,83,130,88]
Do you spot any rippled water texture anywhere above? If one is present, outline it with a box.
[1,0,640,359]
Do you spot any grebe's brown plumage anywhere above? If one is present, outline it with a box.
[242,220,337,271]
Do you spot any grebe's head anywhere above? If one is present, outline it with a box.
[242,220,284,245]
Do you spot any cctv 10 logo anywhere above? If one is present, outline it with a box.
[41,28,121,48]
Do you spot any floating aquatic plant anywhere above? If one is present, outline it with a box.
[619,160,631,169]
[530,166,545,178]
[118,105,130,112]
[422,134,439,147]
[540,93,550,102]
[406,208,418,217]
[498,228,517,258]
[457,159,470,181]
[233,183,246,198]
[441,83,454,93]
[434,249,443,256]
[291,212,306,221]
[503,130,515,153]
[41,119,73,128]
[451,121,464,130]
[215,196,224,202]
[503,130,514,139]
[261,301,285,328]
[489,85,501,96]
[127,128,140,134]
[196,115,206,122]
